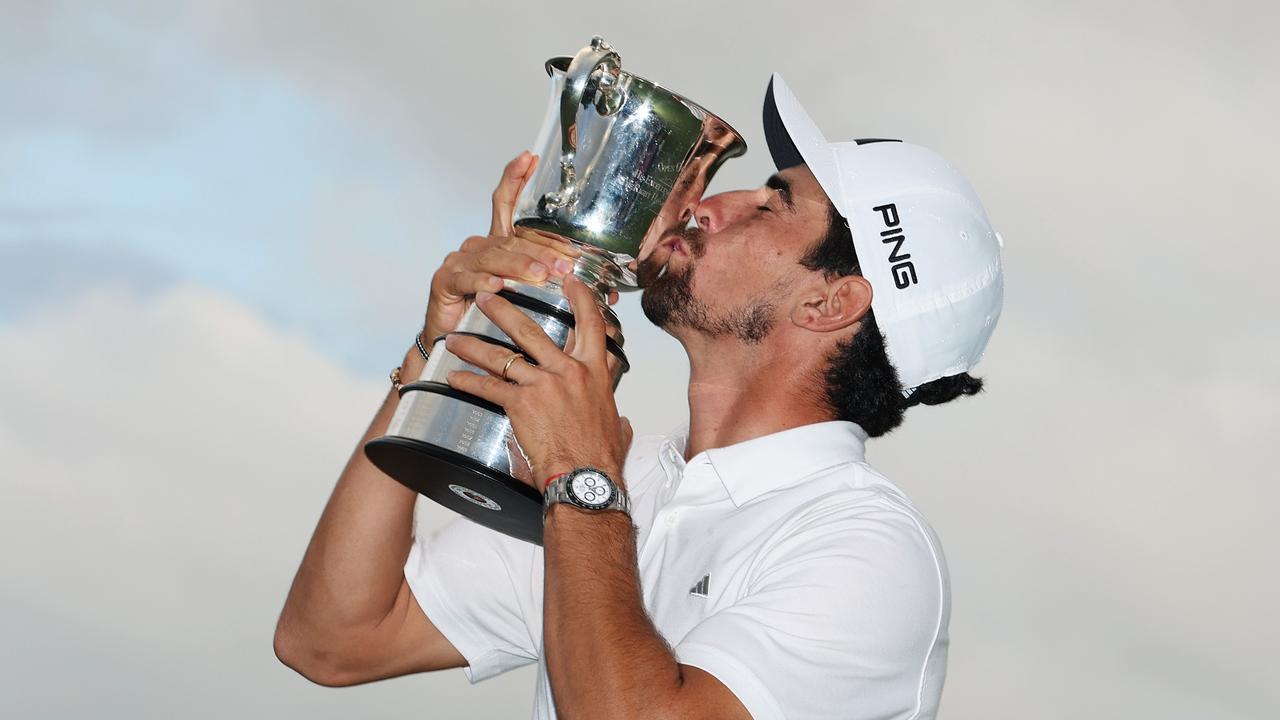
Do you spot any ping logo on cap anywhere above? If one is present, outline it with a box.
[874,203,919,289]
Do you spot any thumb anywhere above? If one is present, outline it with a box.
[489,151,538,236]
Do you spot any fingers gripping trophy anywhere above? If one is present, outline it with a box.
[364,37,746,544]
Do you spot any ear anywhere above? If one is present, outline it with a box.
[790,275,873,334]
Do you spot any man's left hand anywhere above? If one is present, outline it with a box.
[444,274,632,489]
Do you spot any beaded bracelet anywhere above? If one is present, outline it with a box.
[392,332,431,393]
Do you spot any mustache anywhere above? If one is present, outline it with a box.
[636,225,707,287]
[680,225,707,257]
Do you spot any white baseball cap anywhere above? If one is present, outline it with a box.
[763,73,1005,391]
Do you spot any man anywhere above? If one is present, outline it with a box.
[274,74,1004,720]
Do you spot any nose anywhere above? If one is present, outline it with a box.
[693,189,756,233]
[692,198,715,232]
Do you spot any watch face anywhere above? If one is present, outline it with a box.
[567,470,614,509]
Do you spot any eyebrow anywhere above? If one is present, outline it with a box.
[765,174,796,212]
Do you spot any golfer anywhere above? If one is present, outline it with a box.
[274,74,1004,719]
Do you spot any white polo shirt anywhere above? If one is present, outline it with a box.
[405,420,951,719]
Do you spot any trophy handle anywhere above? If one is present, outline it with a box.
[544,37,622,212]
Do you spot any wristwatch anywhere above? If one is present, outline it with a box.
[544,467,631,517]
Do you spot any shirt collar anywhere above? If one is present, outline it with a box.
[659,421,869,507]
[657,424,691,480]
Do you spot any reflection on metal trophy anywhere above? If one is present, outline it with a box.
[364,37,747,544]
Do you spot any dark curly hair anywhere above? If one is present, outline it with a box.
[799,202,985,437]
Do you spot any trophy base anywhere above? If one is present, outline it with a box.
[365,435,545,545]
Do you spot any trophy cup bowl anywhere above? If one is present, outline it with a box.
[365,37,746,544]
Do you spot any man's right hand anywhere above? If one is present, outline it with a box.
[421,152,580,343]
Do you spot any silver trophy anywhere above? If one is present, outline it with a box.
[365,37,746,544]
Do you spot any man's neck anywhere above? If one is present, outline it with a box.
[680,335,834,460]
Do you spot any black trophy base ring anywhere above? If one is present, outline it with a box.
[365,435,545,545]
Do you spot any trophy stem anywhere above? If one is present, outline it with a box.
[567,243,634,295]
[513,215,639,292]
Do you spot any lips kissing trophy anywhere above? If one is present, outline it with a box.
[364,37,746,544]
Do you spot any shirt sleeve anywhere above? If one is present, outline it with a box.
[674,500,949,720]
[403,513,541,683]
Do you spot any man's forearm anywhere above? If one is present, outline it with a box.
[543,500,684,720]
[275,347,425,656]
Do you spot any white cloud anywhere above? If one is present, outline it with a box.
[0,285,535,718]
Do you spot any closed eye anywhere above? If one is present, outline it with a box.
[764,174,796,212]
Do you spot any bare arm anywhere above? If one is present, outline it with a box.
[273,152,579,686]
[544,506,750,720]
[272,342,464,687]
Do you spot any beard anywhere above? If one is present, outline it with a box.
[640,227,781,345]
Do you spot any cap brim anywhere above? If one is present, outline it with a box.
[761,73,845,217]
[763,77,806,171]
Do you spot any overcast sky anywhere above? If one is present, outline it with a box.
[2,1,1277,718]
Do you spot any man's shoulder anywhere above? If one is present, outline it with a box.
[763,461,947,573]
[777,459,921,518]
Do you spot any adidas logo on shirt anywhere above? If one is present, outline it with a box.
[689,573,710,597]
